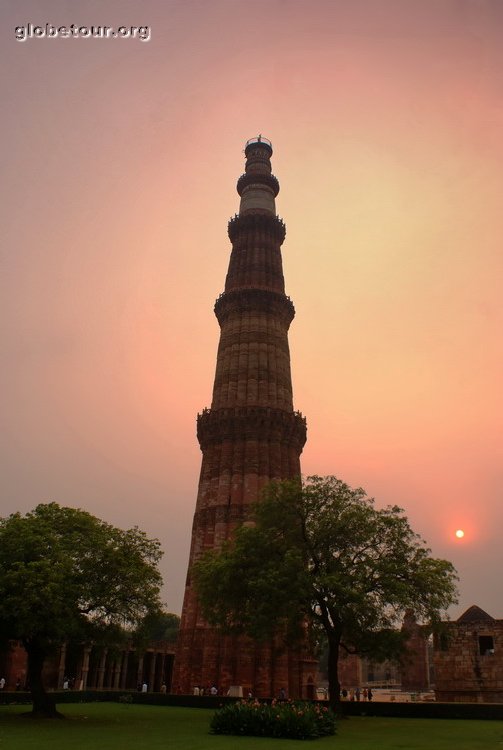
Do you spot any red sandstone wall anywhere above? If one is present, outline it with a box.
[1,642,28,689]
[400,617,430,692]
[433,620,503,702]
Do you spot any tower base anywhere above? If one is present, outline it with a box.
[173,628,317,699]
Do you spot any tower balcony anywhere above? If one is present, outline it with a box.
[197,406,307,451]
[244,136,273,159]
[214,287,295,327]
[227,213,286,244]
[236,172,280,198]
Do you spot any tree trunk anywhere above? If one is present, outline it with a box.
[327,633,341,712]
[25,640,63,718]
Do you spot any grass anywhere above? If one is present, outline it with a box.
[0,704,501,750]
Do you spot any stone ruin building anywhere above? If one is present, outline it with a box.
[433,605,503,703]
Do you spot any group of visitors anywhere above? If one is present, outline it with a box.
[191,684,259,698]
[136,682,167,693]
[0,678,24,691]
[340,686,373,701]
[193,684,219,696]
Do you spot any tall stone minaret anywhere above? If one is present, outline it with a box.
[173,137,314,698]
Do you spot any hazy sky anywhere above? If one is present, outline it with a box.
[2,0,502,619]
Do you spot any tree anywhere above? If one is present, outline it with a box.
[134,610,180,645]
[193,476,458,708]
[0,503,163,717]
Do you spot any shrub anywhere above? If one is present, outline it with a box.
[210,699,336,740]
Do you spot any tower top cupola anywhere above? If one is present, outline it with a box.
[237,135,279,216]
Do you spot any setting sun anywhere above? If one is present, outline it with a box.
[455,529,465,539]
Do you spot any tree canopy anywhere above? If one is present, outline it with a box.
[134,611,180,646]
[0,502,163,716]
[193,476,458,707]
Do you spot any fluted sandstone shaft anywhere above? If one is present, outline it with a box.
[173,138,314,698]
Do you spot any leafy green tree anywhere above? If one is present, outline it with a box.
[193,476,458,708]
[0,503,163,717]
[134,610,180,645]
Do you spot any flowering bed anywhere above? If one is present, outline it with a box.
[210,699,336,740]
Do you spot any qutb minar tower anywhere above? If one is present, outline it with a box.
[173,137,315,698]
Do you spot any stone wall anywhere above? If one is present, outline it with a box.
[433,606,503,703]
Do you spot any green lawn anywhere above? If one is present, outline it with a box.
[0,704,501,750]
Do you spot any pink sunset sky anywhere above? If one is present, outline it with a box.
[2,0,502,618]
